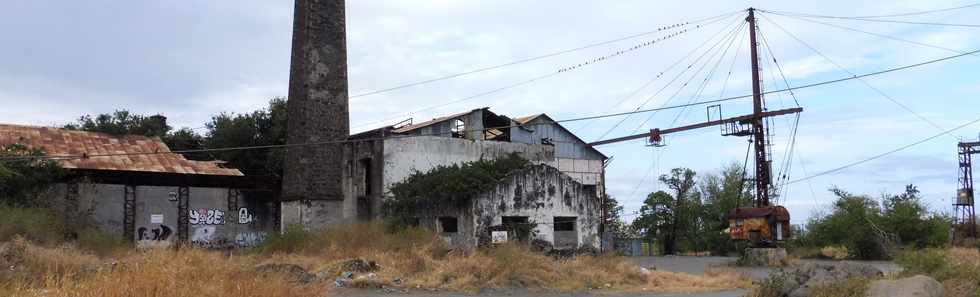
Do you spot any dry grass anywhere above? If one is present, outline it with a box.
[1,223,752,296]
[1,239,325,297]
[258,222,752,293]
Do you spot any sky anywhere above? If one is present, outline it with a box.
[2,0,980,225]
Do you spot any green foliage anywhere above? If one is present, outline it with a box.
[747,272,784,297]
[0,205,65,245]
[256,224,322,254]
[76,227,128,257]
[0,144,64,208]
[203,97,287,177]
[897,248,980,285]
[808,278,870,297]
[602,195,631,239]
[801,184,949,260]
[65,110,171,137]
[384,153,530,216]
[696,162,752,254]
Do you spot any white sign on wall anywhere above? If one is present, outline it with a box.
[491,231,508,244]
[150,214,164,224]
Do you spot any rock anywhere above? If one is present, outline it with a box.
[392,277,403,286]
[254,263,315,283]
[866,275,943,297]
[339,258,379,273]
[780,276,800,296]
[639,267,651,275]
[740,248,789,267]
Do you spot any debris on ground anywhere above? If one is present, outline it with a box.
[334,271,354,287]
[253,263,316,283]
[339,258,379,272]
[867,275,943,297]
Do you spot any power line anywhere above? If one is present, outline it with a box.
[7,46,979,162]
[349,10,743,99]
[761,3,980,19]
[761,14,955,140]
[587,14,745,139]
[787,115,980,185]
[761,7,980,27]
[350,19,719,130]
[764,12,974,55]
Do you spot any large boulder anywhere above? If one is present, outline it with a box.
[740,248,789,267]
[866,275,943,297]
[773,261,884,297]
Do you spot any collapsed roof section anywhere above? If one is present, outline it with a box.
[358,108,606,160]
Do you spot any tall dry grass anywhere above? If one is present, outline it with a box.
[0,239,324,297]
[259,222,752,292]
[2,222,751,296]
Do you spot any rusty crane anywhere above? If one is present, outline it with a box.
[591,8,800,247]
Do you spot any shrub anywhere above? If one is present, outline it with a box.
[0,206,64,245]
[808,277,870,297]
[76,227,128,257]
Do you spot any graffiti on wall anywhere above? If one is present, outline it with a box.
[189,208,225,225]
[136,225,173,248]
[234,232,267,248]
[238,208,256,224]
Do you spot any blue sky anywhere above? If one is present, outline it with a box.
[2,0,979,224]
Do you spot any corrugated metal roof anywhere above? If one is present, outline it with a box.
[391,110,474,134]
[0,124,243,176]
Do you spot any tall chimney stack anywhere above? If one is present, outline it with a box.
[281,0,349,229]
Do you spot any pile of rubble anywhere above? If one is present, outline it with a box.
[767,261,942,297]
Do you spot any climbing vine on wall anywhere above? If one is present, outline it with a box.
[384,153,530,217]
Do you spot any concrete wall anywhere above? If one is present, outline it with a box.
[381,136,557,195]
[51,182,274,249]
[470,164,601,249]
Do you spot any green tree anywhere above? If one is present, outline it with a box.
[804,187,890,260]
[0,144,64,208]
[633,190,676,254]
[602,194,630,239]
[697,162,751,254]
[203,97,287,177]
[880,184,948,247]
[65,110,171,137]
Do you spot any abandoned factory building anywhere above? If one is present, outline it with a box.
[0,124,278,249]
[281,108,609,249]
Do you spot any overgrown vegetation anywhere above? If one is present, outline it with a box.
[897,248,980,296]
[384,153,530,216]
[2,223,751,295]
[791,185,949,260]
[0,144,64,208]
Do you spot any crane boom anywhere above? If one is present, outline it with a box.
[588,107,801,146]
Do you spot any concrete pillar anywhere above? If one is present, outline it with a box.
[281,0,350,230]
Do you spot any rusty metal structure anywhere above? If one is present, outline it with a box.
[590,8,801,247]
[954,140,979,243]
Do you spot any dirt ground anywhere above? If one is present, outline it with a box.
[329,256,902,297]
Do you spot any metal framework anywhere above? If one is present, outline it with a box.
[590,8,800,209]
[955,141,979,242]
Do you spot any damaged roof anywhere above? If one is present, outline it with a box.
[0,124,243,176]
[391,109,477,134]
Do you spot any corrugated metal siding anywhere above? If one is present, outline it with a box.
[526,118,604,160]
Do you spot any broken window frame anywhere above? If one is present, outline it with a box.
[553,216,577,232]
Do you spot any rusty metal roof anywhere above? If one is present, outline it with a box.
[726,206,790,221]
[0,124,242,176]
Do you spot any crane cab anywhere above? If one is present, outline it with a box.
[726,205,791,247]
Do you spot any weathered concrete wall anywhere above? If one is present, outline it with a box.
[471,164,601,249]
[50,182,274,249]
[280,200,346,230]
[381,136,556,195]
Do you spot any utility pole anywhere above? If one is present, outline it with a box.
[955,140,979,243]
[589,8,799,246]
[747,8,773,207]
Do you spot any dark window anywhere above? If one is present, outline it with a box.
[554,217,576,231]
[439,217,458,233]
[501,216,532,242]
[359,158,372,196]
[582,185,597,196]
